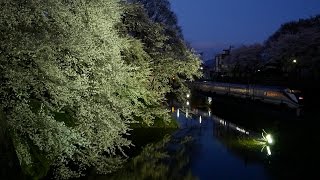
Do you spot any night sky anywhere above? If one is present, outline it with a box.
[171,0,320,59]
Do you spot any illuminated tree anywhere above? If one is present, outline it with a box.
[0,0,157,178]
[0,0,201,178]
[122,1,202,103]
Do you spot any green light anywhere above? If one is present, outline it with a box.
[262,130,274,145]
[266,134,273,144]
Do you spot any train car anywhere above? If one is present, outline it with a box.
[250,85,302,109]
[193,81,303,109]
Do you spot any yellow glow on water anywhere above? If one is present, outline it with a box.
[171,107,175,112]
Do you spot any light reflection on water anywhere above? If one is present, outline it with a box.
[172,107,272,180]
[90,103,273,180]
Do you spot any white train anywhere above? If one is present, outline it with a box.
[194,81,303,109]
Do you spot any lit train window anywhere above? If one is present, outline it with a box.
[215,86,224,90]
[291,89,301,94]
[266,91,282,97]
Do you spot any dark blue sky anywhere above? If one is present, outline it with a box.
[171,0,320,59]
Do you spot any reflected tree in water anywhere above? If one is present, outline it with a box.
[99,135,196,180]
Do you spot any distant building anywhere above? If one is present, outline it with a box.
[200,46,233,80]
[214,47,232,74]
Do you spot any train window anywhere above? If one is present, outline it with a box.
[292,90,301,93]
[266,91,282,97]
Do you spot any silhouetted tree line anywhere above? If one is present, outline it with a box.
[222,15,320,89]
